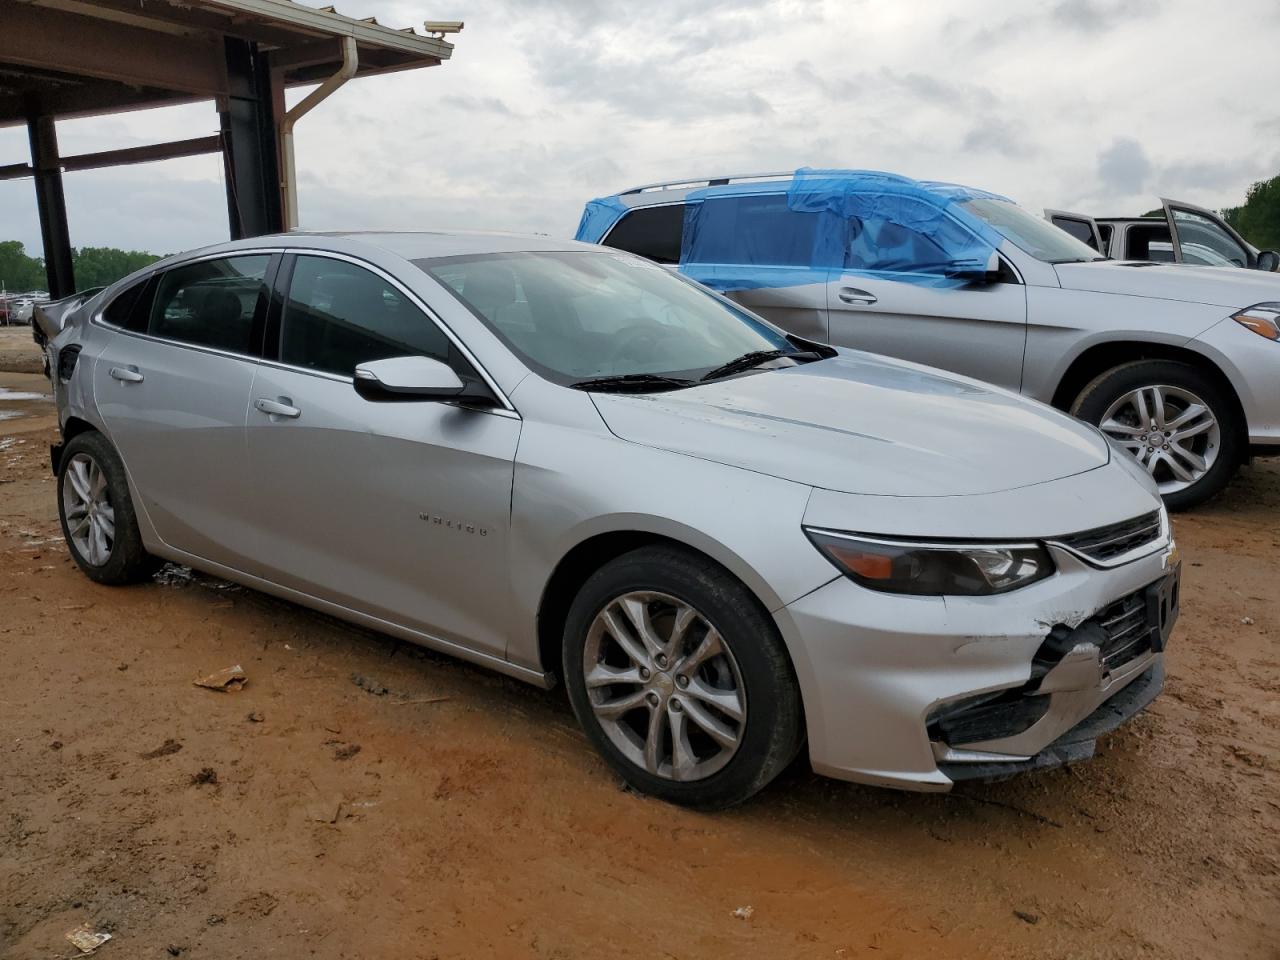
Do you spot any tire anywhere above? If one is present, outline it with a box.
[57,431,160,584]
[1071,360,1241,511]
[562,545,804,809]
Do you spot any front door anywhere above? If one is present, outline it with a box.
[1045,209,1105,253]
[823,215,1028,390]
[1162,199,1255,269]
[92,253,273,568]
[243,253,521,658]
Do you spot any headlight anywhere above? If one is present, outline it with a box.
[804,528,1054,596]
[1232,303,1280,341]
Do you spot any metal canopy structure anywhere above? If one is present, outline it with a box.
[0,0,460,296]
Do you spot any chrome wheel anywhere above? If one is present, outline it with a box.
[62,452,115,566]
[583,591,746,782]
[1100,384,1220,496]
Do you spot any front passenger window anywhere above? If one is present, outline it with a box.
[149,255,269,355]
[280,256,453,377]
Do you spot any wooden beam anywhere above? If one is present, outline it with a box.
[61,135,222,172]
[0,3,227,98]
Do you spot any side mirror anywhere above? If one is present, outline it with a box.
[354,355,466,401]
[944,250,1003,284]
[1255,250,1280,273]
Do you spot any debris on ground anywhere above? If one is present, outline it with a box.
[350,673,389,696]
[1241,616,1255,625]
[731,905,754,920]
[308,801,343,824]
[193,665,247,692]
[65,924,112,954]
[1013,910,1040,925]
[139,738,183,759]
[330,742,361,761]
[190,767,219,786]
[246,711,265,723]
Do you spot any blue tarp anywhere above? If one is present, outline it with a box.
[576,168,1011,291]
[575,195,629,245]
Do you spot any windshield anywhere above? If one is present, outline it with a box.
[960,198,1105,263]
[417,251,796,385]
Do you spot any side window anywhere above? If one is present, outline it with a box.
[687,194,823,266]
[602,205,685,263]
[149,255,269,355]
[1051,217,1098,250]
[846,216,951,274]
[1123,223,1173,261]
[102,277,154,333]
[280,256,453,377]
[1171,209,1248,267]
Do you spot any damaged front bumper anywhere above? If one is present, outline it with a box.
[777,539,1180,791]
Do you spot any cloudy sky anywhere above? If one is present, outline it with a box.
[2,0,1279,259]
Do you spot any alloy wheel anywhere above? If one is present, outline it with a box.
[1099,384,1220,495]
[583,591,746,782]
[62,452,115,566]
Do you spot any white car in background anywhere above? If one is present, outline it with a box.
[1047,199,1280,273]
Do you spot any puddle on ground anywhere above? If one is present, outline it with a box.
[0,411,21,421]
[0,388,50,402]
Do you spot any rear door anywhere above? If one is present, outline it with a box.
[1045,209,1104,253]
[677,193,831,342]
[243,252,521,658]
[823,216,1028,391]
[1162,199,1256,269]
[92,253,273,568]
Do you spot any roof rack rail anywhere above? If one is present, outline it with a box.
[617,171,794,196]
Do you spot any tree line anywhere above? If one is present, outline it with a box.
[0,241,165,294]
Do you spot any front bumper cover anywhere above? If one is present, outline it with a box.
[776,538,1179,791]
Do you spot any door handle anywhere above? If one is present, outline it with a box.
[109,365,144,383]
[838,287,878,305]
[255,397,301,419]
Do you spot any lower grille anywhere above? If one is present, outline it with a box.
[1053,511,1162,563]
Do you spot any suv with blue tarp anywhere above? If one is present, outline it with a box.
[575,168,1280,510]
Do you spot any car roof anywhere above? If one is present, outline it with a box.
[307,230,598,260]
[600,168,1005,210]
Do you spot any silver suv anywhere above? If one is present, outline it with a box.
[45,231,1178,807]
[579,170,1280,509]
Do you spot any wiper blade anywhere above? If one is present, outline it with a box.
[568,373,695,393]
[700,348,817,382]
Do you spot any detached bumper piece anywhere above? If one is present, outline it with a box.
[939,663,1164,782]
[929,570,1179,783]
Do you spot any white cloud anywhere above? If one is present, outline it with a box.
[1,0,1277,259]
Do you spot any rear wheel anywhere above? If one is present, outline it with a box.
[1072,360,1241,510]
[57,431,159,584]
[562,545,803,809]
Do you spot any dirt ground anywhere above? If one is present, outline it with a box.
[1,324,1277,959]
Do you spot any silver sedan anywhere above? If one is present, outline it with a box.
[45,232,1180,807]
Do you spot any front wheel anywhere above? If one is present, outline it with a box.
[562,545,804,809]
[1072,360,1241,511]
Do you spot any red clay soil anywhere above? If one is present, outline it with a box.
[1,329,1277,958]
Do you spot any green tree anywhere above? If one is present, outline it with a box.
[1222,174,1280,251]
[0,240,47,292]
[72,246,165,289]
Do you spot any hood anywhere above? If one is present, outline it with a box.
[592,353,1111,497]
[1055,260,1280,308]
